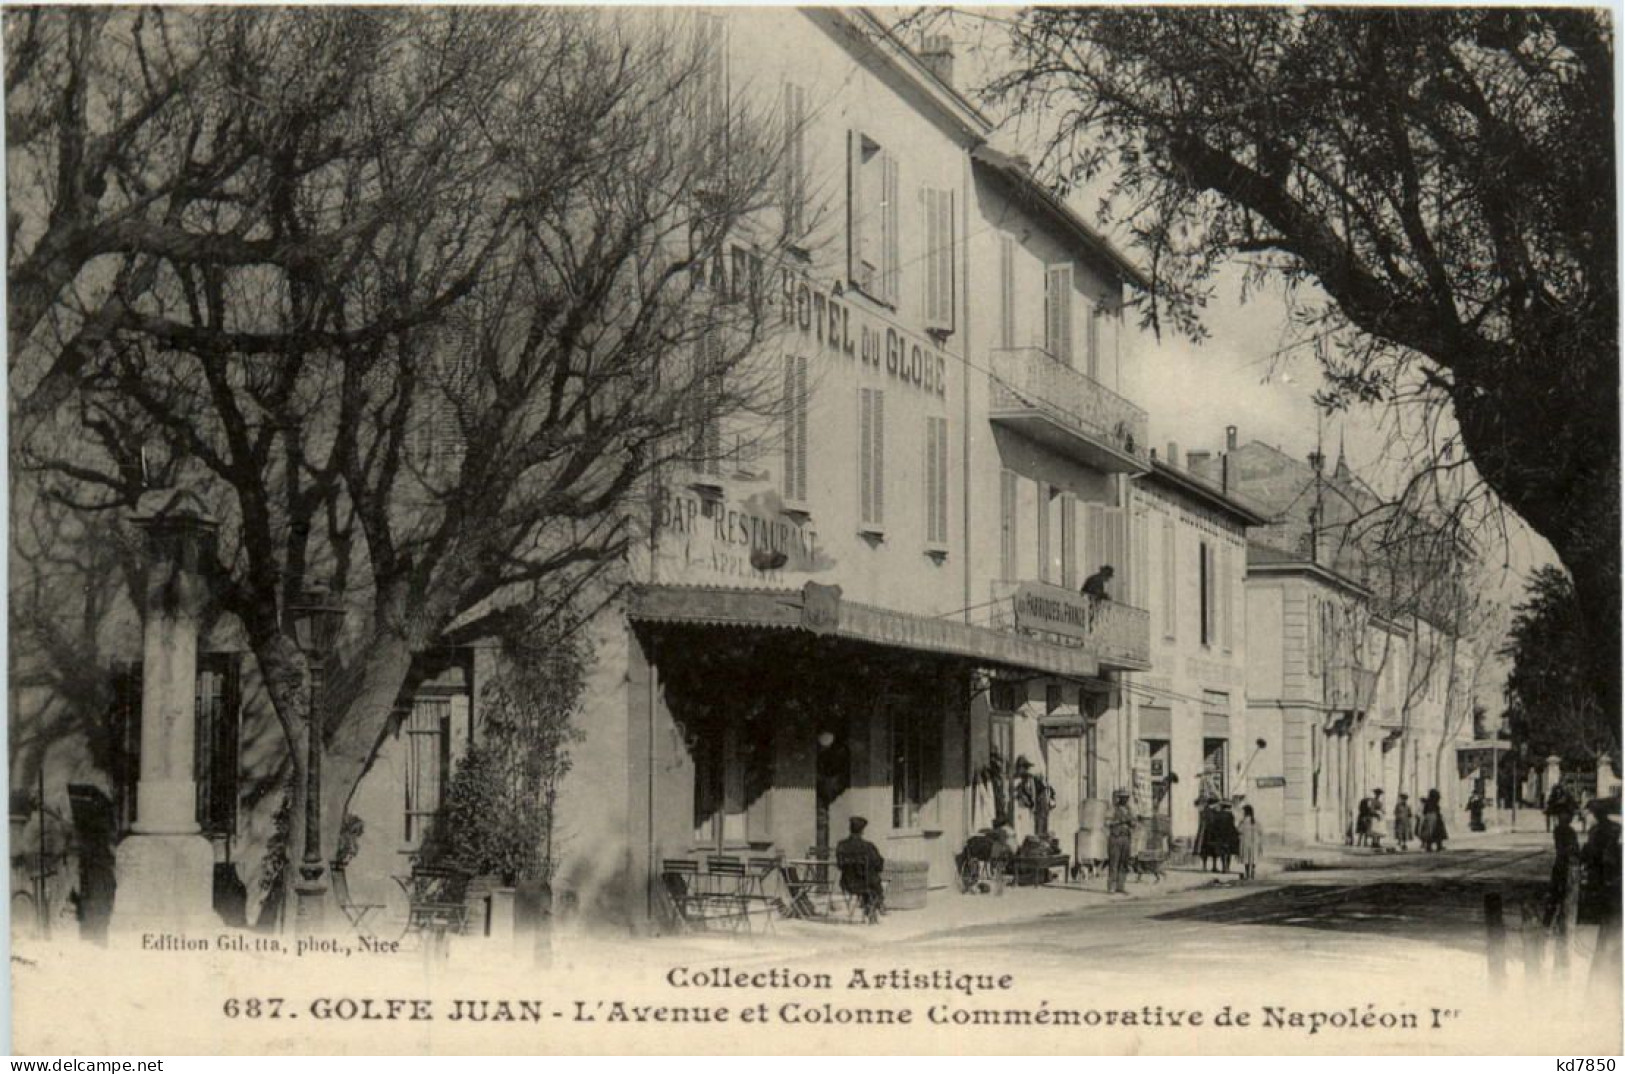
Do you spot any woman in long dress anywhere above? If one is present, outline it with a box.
[1418,788,1449,851]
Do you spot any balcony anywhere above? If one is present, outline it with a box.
[987,579,1152,672]
[1325,664,1379,711]
[988,347,1150,474]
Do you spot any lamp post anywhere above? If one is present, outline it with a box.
[290,586,344,935]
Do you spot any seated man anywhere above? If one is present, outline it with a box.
[836,816,886,922]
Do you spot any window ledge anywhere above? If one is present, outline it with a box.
[924,544,949,564]
[858,526,885,546]
[781,499,813,520]
[886,828,942,841]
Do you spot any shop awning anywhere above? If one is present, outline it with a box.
[628,583,1103,679]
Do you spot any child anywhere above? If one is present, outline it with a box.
[1239,804,1265,882]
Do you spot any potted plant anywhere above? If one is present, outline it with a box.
[419,614,584,961]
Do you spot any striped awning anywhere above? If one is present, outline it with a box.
[628,583,1102,679]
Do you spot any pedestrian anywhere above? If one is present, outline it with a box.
[1546,784,1573,833]
[1355,794,1373,847]
[1195,794,1218,872]
[1418,788,1448,851]
[1209,800,1240,874]
[1238,804,1265,881]
[1579,799,1621,925]
[1106,788,1137,895]
[1468,789,1487,832]
[1081,565,1114,601]
[1392,793,1413,851]
[1368,788,1386,850]
[1543,807,1580,927]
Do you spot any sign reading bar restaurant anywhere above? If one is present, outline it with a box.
[655,486,822,584]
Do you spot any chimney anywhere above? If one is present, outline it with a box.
[1226,425,1238,451]
[1166,441,1180,469]
[920,35,955,87]
[1187,450,1213,481]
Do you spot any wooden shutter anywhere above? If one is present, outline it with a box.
[999,235,1016,348]
[925,416,948,544]
[923,187,954,332]
[1036,482,1051,584]
[1045,264,1073,365]
[1060,493,1077,589]
[881,152,900,302]
[783,82,806,238]
[194,653,241,836]
[848,130,868,289]
[1000,470,1018,581]
[860,388,885,527]
[783,354,808,503]
[1161,517,1177,638]
[1084,297,1101,380]
[872,389,885,524]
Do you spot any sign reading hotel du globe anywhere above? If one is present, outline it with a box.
[653,484,833,586]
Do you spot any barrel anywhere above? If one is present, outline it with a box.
[886,860,930,910]
[1075,798,1109,862]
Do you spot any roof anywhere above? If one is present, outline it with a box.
[1141,460,1269,527]
[814,9,992,143]
[1245,544,1374,599]
[971,145,1152,290]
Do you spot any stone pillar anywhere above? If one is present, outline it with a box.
[112,489,218,932]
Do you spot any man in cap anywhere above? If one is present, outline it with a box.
[1106,789,1138,895]
[836,816,886,922]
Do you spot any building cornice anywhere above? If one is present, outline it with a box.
[1141,460,1269,527]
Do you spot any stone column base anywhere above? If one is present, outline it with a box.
[110,833,217,933]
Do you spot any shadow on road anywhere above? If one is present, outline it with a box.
[1152,879,1546,952]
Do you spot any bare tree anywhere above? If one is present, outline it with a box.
[9,8,801,914]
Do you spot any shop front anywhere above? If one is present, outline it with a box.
[622,582,1102,925]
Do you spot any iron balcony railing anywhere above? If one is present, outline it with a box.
[987,579,1152,671]
[988,346,1150,469]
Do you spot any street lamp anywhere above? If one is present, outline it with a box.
[290,585,344,935]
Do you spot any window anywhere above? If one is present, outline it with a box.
[1199,540,1213,647]
[194,653,242,836]
[1084,298,1102,379]
[410,349,472,472]
[1045,264,1073,365]
[692,332,725,478]
[848,131,899,303]
[925,416,949,546]
[1060,493,1077,589]
[693,12,729,172]
[1036,482,1051,584]
[1308,594,1321,675]
[1045,684,1065,714]
[1161,517,1177,639]
[1220,543,1234,651]
[782,81,808,240]
[404,697,452,847]
[999,469,1019,581]
[1202,737,1228,800]
[858,387,885,530]
[999,235,1017,348]
[110,657,243,838]
[889,702,936,829]
[782,353,808,503]
[921,186,955,332]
